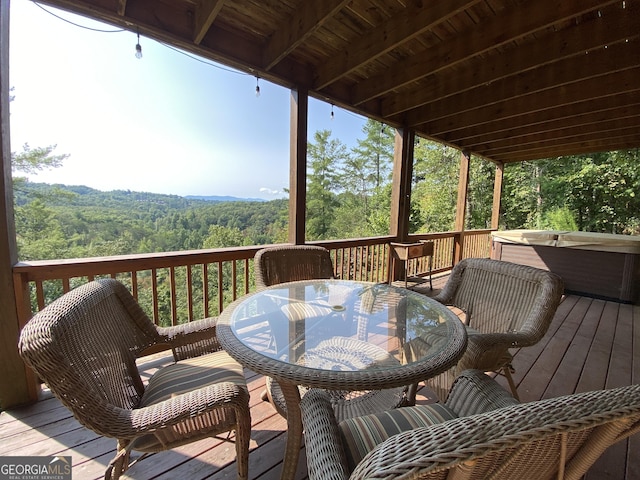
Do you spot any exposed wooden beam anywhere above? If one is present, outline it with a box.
[453,151,470,264]
[489,130,640,162]
[116,0,126,16]
[289,88,308,245]
[444,92,640,146]
[314,0,479,90]
[403,38,639,127]
[491,163,504,230]
[390,128,414,240]
[421,67,640,137]
[381,2,640,117]
[352,0,621,105]
[495,138,640,163]
[193,0,225,45]
[1,0,33,408]
[476,116,640,157]
[263,0,349,71]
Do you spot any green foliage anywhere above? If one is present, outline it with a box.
[12,144,67,175]
[541,207,578,231]
[13,181,290,260]
[466,157,495,230]
[411,139,459,232]
[12,120,640,321]
[501,149,640,233]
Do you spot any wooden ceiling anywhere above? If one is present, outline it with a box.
[31,0,640,164]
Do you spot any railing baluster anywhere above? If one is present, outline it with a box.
[232,260,238,301]
[169,267,177,326]
[217,261,224,315]
[131,271,138,301]
[14,233,494,327]
[203,263,210,318]
[186,265,194,322]
[35,280,45,311]
[152,268,159,325]
[244,258,250,295]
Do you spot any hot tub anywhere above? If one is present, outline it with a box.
[491,230,640,304]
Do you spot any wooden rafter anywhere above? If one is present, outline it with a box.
[313,0,479,90]
[352,0,621,106]
[443,92,640,146]
[263,0,349,71]
[116,0,126,16]
[382,2,640,118]
[193,0,226,45]
[403,38,639,128]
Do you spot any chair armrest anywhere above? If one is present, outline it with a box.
[300,389,351,480]
[455,331,530,374]
[156,317,222,361]
[445,369,519,417]
[112,381,249,439]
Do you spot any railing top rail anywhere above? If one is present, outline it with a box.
[13,231,495,282]
[13,245,266,281]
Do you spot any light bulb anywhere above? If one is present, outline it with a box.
[135,31,142,59]
[255,77,260,97]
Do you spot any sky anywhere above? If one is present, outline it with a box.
[8,0,368,199]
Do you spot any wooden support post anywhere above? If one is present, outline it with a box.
[390,128,414,240]
[453,150,471,264]
[0,0,35,407]
[389,128,415,282]
[289,88,308,245]
[491,161,504,230]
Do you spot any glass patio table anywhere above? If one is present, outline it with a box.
[217,279,467,480]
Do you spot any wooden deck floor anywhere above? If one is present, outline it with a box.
[2,276,639,479]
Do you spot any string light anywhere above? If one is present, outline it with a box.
[255,77,260,97]
[135,30,142,59]
[330,104,334,120]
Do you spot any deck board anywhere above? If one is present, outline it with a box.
[2,278,639,480]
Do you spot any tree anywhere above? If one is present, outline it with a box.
[335,120,395,237]
[565,150,640,233]
[501,150,640,233]
[411,139,459,232]
[306,130,347,240]
[466,156,495,230]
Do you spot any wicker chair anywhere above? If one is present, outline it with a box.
[301,369,640,480]
[254,244,335,290]
[427,258,564,400]
[254,245,406,420]
[18,279,250,480]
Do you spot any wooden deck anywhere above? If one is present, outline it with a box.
[2,275,639,479]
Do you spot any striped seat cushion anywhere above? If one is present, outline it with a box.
[140,350,246,406]
[338,403,458,471]
[129,351,246,451]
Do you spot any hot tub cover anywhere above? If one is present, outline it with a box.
[556,231,640,254]
[491,230,564,247]
[492,230,640,254]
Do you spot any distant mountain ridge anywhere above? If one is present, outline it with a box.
[184,195,266,203]
[17,182,269,205]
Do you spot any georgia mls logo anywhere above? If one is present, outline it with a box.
[0,456,72,480]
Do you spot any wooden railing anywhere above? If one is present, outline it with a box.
[12,230,494,331]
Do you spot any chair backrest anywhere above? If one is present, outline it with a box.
[351,383,640,480]
[434,258,564,341]
[254,245,334,289]
[19,279,161,418]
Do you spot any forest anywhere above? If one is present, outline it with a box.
[11,119,640,263]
